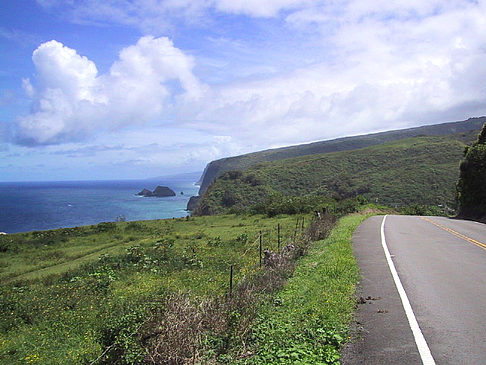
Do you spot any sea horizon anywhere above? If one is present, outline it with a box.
[0,172,201,234]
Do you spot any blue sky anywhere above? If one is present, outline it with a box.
[1,0,486,181]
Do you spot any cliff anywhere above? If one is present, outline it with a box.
[186,196,200,211]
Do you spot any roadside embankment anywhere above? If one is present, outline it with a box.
[239,211,377,364]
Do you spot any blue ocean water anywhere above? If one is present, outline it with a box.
[0,174,200,233]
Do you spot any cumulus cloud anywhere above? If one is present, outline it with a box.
[21,0,486,154]
[16,36,204,145]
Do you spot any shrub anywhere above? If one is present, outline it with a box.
[93,222,117,233]
[402,204,443,216]
[207,236,222,247]
[223,170,243,180]
[222,190,238,207]
[98,302,147,364]
[244,174,262,186]
[124,222,145,232]
[456,123,486,219]
[0,236,15,253]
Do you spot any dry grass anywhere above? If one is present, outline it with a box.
[139,214,337,364]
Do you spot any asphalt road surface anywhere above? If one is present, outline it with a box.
[342,215,486,365]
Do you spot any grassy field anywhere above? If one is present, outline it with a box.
[0,214,305,363]
[196,135,467,215]
[1,200,388,364]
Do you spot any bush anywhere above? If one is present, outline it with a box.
[223,170,243,180]
[401,204,443,216]
[244,174,262,186]
[140,213,338,364]
[124,222,145,232]
[93,222,117,233]
[222,190,238,207]
[251,194,361,218]
[0,236,15,253]
[456,124,486,219]
[98,301,147,364]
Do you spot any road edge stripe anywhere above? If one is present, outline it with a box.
[381,215,436,365]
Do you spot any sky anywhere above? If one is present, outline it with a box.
[1,0,486,181]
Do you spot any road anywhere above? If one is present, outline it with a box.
[342,215,486,365]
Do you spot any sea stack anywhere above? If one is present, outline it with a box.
[137,188,153,197]
[137,186,176,197]
[152,186,176,197]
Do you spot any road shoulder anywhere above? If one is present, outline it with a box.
[341,215,421,364]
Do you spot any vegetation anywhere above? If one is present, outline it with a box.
[456,123,486,221]
[0,213,338,364]
[198,117,485,194]
[0,194,383,364]
[236,212,375,364]
[5,119,471,363]
[196,135,471,216]
[4,117,477,364]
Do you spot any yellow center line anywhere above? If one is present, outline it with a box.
[420,217,486,251]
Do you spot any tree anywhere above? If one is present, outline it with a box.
[456,123,486,219]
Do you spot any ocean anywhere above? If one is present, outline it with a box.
[0,173,200,233]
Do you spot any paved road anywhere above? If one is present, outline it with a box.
[342,215,486,365]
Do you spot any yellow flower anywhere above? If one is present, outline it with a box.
[24,354,39,363]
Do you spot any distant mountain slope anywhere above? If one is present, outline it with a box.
[198,117,486,195]
[194,134,476,215]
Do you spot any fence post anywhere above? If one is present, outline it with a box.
[277,223,281,251]
[293,217,299,242]
[229,264,233,297]
[259,230,262,267]
[301,216,305,232]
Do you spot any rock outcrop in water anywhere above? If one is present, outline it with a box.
[137,186,176,197]
[137,188,153,197]
[153,186,176,197]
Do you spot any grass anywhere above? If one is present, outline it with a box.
[0,217,297,284]
[0,214,305,364]
[237,212,374,364]
[0,204,386,364]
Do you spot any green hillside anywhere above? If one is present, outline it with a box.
[197,117,486,194]
[195,135,471,215]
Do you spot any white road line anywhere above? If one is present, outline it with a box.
[381,215,436,365]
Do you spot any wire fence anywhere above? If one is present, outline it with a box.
[227,215,308,297]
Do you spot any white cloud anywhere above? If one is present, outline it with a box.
[16,36,205,145]
[175,0,486,145]
[17,0,486,170]
[212,0,309,17]
[36,0,311,32]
